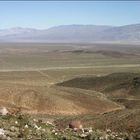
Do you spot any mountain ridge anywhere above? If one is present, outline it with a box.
[0,24,140,42]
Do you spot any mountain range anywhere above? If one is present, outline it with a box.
[0,24,140,42]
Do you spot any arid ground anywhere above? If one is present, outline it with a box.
[0,43,140,133]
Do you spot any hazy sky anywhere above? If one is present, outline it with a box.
[0,1,140,29]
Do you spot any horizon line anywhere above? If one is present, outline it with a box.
[0,23,140,30]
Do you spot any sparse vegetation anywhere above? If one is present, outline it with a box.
[0,112,140,140]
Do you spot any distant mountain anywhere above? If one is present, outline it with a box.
[0,27,38,36]
[0,24,140,42]
[99,24,140,41]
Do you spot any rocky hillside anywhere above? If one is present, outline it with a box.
[0,111,139,140]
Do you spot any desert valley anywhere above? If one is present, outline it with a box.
[0,42,140,139]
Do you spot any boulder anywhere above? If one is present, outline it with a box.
[69,120,83,130]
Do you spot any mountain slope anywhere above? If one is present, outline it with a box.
[1,24,140,42]
[100,24,140,41]
[57,72,140,110]
[0,84,122,115]
[57,73,140,99]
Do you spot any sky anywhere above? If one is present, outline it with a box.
[0,1,140,29]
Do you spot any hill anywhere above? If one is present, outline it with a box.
[57,73,140,96]
[0,83,122,115]
[57,73,140,109]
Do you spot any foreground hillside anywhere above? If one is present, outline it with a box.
[0,112,140,140]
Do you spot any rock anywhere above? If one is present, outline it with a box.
[73,128,78,132]
[34,124,38,129]
[24,124,28,128]
[10,126,18,132]
[34,124,41,130]
[54,132,58,135]
[99,137,104,140]
[106,129,111,133]
[0,107,8,116]
[0,128,5,136]
[46,121,53,125]
[80,133,87,138]
[10,126,15,132]
[15,121,18,125]
[69,120,83,130]
[33,119,38,122]
[51,129,55,133]
[84,127,93,133]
